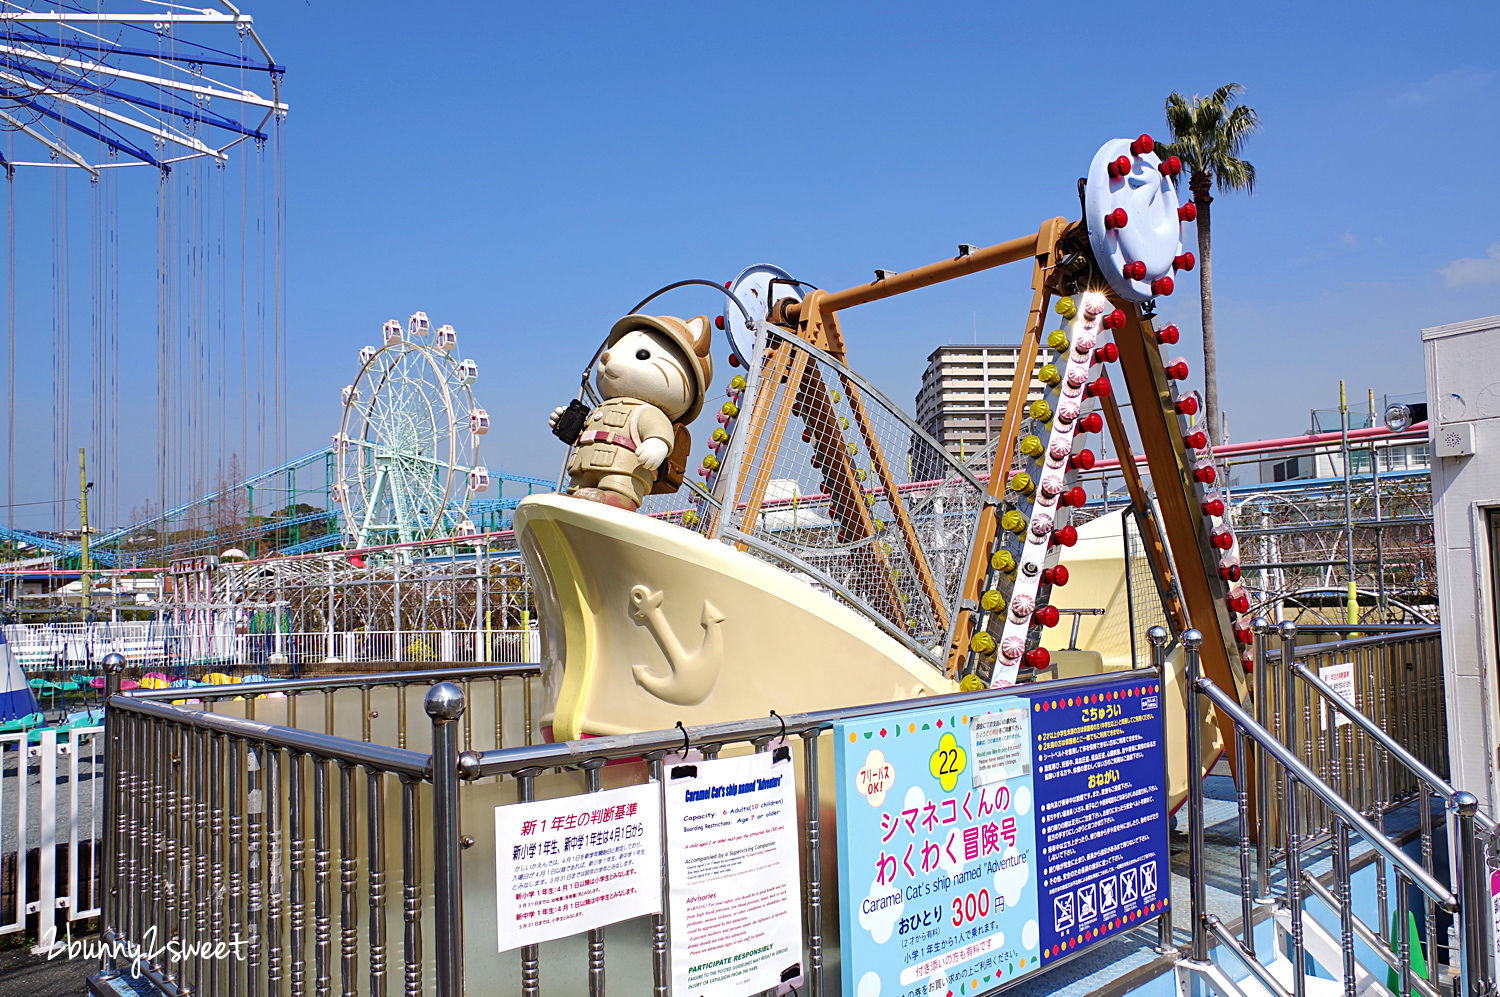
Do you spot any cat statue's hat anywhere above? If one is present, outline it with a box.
[606,314,715,422]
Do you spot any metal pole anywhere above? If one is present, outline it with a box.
[326,557,336,661]
[477,544,488,664]
[426,682,466,997]
[1369,389,1387,622]
[1183,628,1208,962]
[1253,617,1273,900]
[79,448,92,619]
[1148,626,1176,954]
[102,652,124,965]
[1340,381,1357,626]
[1453,793,1492,997]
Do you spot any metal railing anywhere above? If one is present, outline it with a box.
[1168,625,1494,997]
[1255,622,1446,843]
[100,650,1163,997]
[6,624,542,682]
[102,657,543,997]
[1267,620,1494,997]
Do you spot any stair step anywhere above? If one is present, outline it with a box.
[1272,903,1392,997]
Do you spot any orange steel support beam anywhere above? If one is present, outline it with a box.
[784,230,1050,321]
[731,338,805,536]
[1099,391,1187,631]
[945,218,1068,676]
[1112,301,1246,756]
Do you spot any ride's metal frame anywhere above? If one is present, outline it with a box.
[721,217,1247,752]
[0,1,287,173]
[214,532,535,640]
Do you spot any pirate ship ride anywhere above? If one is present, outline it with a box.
[516,137,1249,805]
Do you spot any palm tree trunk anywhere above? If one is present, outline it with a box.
[1191,174,1218,446]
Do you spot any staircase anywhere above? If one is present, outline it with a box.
[1165,623,1496,997]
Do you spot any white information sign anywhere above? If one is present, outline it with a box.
[971,706,1030,786]
[1320,662,1357,730]
[494,782,662,950]
[664,748,803,997]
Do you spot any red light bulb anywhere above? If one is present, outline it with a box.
[1159,155,1182,176]
[1105,207,1128,230]
[1174,252,1196,272]
[724,280,733,289]
[1131,134,1154,156]
[1052,525,1078,547]
[1069,450,1096,470]
[1219,562,1241,582]
[1104,309,1127,330]
[1193,465,1217,485]
[1228,593,1251,615]
[729,353,741,368]
[1201,498,1225,517]
[1157,324,1180,345]
[1165,360,1190,380]
[1024,648,1051,669]
[801,430,811,442]
[1086,377,1112,398]
[1176,396,1199,416]
[1123,260,1147,281]
[1235,627,1253,646]
[1108,155,1131,178]
[1178,202,1197,222]
[714,314,726,330]
[1061,486,1087,507]
[1094,343,1119,364]
[1078,412,1103,434]
[1151,276,1175,296]
[1044,565,1070,586]
[1185,431,1208,449]
[1036,605,1061,627]
[1211,529,1234,551]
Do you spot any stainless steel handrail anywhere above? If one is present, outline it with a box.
[1290,658,1496,832]
[110,694,432,777]
[472,668,1156,777]
[125,662,543,701]
[1263,626,1440,660]
[1193,674,1457,909]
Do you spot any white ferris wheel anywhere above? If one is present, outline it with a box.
[333,311,489,549]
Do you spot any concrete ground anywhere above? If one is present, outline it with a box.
[0,935,96,997]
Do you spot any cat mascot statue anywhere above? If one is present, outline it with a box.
[550,314,714,512]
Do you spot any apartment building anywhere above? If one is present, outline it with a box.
[914,344,1046,468]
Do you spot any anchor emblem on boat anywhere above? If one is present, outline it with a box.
[627,585,725,706]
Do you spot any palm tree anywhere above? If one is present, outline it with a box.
[1158,83,1260,446]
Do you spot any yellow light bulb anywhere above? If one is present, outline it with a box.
[1029,400,1052,422]
[990,549,1017,573]
[970,631,997,656]
[1038,364,1061,387]
[1002,510,1027,534]
[1047,329,1070,351]
[1055,297,1077,319]
[981,589,1006,612]
[1009,472,1034,496]
[1020,435,1043,458]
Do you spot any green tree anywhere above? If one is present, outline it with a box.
[1158,83,1260,446]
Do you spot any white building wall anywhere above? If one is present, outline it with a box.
[1423,313,1500,817]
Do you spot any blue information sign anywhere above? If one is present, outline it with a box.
[833,675,1169,997]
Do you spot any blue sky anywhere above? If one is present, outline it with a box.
[4,0,1500,528]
